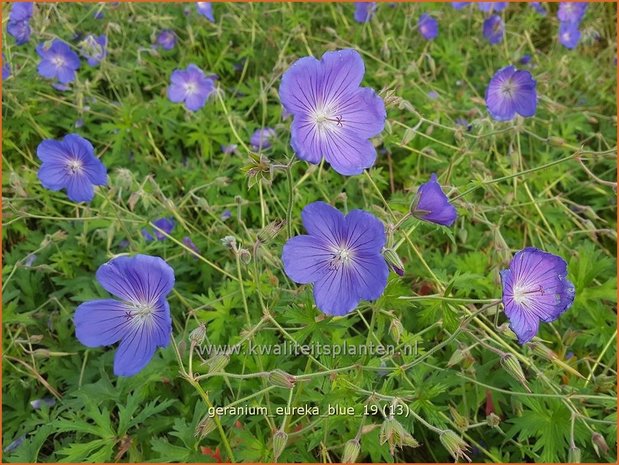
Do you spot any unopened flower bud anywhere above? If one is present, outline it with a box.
[383,248,405,276]
[500,354,531,392]
[341,438,361,463]
[238,248,251,264]
[439,430,471,462]
[195,415,217,439]
[268,369,296,389]
[449,405,469,431]
[448,348,466,367]
[549,136,565,147]
[527,342,557,360]
[568,446,581,463]
[389,318,404,343]
[189,324,206,345]
[205,354,229,373]
[258,220,285,243]
[592,432,609,456]
[272,429,288,460]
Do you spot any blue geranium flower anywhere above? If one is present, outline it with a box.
[196,2,214,22]
[279,49,386,175]
[2,55,11,80]
[483,15,504,45]
[412,173,458,226]
[557,2,587,24]
[418,13,439,40]
[168,64,216,112]
[282,201,389,316]
[501,248,574,344]
[80,34,107,66]
[36,134,107,203]
[74,255,174,376]
[7,2,33,45]
[485,65,537,121]
[156,29,177,50]
[559,21,581,49]
[353,2,376,23]
[142,217,175,241]
[36,39,81,84]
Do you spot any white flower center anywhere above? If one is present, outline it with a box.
[67,158,83,175]
[329,246,353,270]
[512,283,549,307]
[184,82,197,95]
[124,302,156,326]
[52,55,66,68]
[500,79,517,98]
[311,105,343,134]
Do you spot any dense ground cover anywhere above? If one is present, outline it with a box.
[2,1,617,463]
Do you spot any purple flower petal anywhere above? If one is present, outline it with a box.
[511,70,537,117]
[353,2,376,23]
[185,92,208,112]
[168,82,187,103]
[283,201,388,316]
[80,34,107,67]
[485,65,537,121]
[349,252,389,301]
[196,2,215,22]
[66,174,95,202]
[7,20,31,45]
[167,64,215,111]
[501,247,575,343]
[2,55,11,80]
[279,49,385,175]
[74,299,134,346]
[324,133,377,176]
[280,49,365,115]
[221,144,238,154]
[282,235,331,284]
[413,173,457,226]
[301,201,346,244]
[530,2,547,16]
[451,2,470,9]
[559,21,581,49]
[182,236,200,255]
[95,254,175,304]
[418,13,439,41]
[250,128,276,150]
[37,59,58,80]
[483,15,504,45]
[156,29,176,50]
[37,163,69,190]
[557,2,587,24]
[36,134,106,203]
[313,268,361,316]
[113,297,171,376]
[477,2,507,12]
[9,2,33,23]
[36,39,80,84]
[345,209,386,254]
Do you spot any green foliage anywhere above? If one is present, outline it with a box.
[2,2,617,463]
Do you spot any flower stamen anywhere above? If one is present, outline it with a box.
[67,158,83,175]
